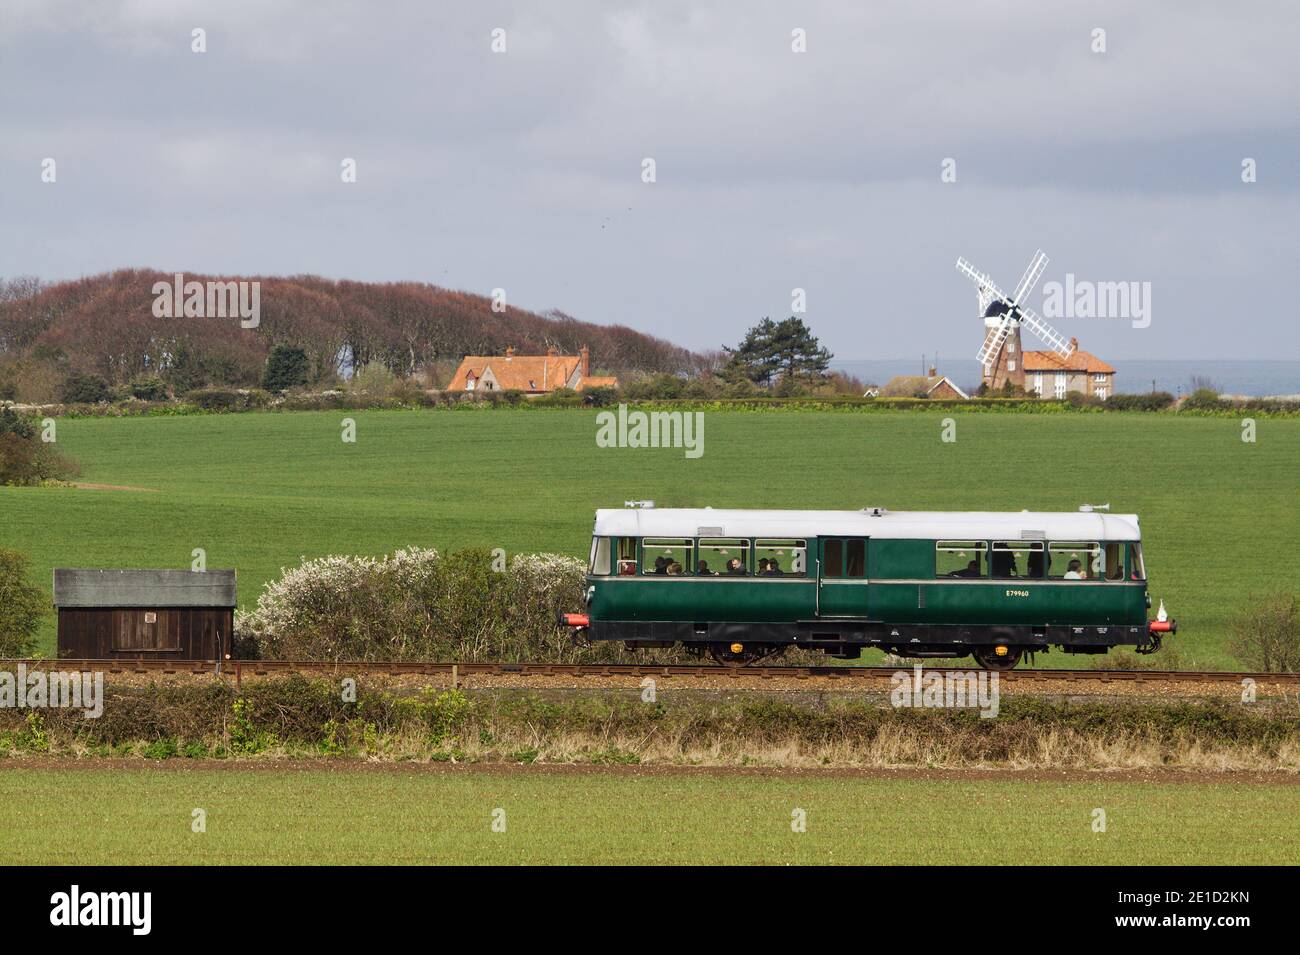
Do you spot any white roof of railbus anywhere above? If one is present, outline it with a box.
[592,508,1141,542]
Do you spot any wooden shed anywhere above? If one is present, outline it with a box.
[53,569,236,660]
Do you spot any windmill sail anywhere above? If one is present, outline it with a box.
[1013,303,1073,356]
[956,258,1016,365]
[977,310,1014,366]
[1011,251,1049,306]
[957,251,1073,360]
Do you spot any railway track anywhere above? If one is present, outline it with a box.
[4,658,1298,685]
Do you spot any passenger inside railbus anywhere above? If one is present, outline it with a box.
[726,558,745,575]
[1064,559,1084,579]
[697,560,716,576]
[666,561,683,576]
[991,550,1018,577]
[1026,550,1045,577]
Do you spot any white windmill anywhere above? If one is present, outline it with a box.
[955,250,1074,393]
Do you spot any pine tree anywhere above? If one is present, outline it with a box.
[722,317,831,386]
[262,345,310,392]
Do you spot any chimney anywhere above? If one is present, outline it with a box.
[928,366,937,377]
[546,346,558,357]
[1069,337,1079,350]
[505,347,515,360]
[580,345,590,378]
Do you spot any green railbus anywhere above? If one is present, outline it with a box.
[560,506,1176,669]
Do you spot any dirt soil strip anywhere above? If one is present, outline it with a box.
[1,757,1296,785]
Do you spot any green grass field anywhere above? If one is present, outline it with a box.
[1,409,1295,666]
[0,765,1294,864]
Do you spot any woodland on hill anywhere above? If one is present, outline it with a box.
[0,271,695,402]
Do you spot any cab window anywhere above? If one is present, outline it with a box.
[936,541,985,578]
[1048,541,1099,580]
[589,537,611,576]
[991,540,1044,579]
[1128,542,1145,580]
[697,538,748,576]
[615,537,637,576]
[641,538,692,576]
[755,539,806,577]
[1104,542,1124,581]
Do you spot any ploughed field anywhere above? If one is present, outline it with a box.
[1,765,1296,865]
[1,409,1294,667]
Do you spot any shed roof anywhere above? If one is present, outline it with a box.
[53,569,237,608]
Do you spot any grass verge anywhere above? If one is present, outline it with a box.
[0,764,1295,864]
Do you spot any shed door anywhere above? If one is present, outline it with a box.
[112,609,181,651]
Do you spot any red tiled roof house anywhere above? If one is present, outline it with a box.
[1023,338,1116,399]
[448,346,618,395]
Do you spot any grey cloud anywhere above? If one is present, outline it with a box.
[1,0,1297,360]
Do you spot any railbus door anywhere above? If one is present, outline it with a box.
[817,537,869,617]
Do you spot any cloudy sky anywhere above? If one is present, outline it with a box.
[2,0,1298,360]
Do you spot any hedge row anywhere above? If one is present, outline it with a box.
[9,391,1298,418]
[3,678,1296,768]
[233,547,697,664]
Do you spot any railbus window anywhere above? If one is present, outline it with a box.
[697,538,749,576]
[936,541,986,578]
[845,538,865,577]
[823,538,867,578]
[590,537,612,576]
[990,540,1044,579]
[641,538,693,576]
[1127,542,1145,580]
[1047,541,1099,580]
[823,539,843,577]
[615,537,637,576]
[754,539,806,577]
[1104,542,1124,580]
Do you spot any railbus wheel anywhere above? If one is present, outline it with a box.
[972,646,1023,671]
[709,642,778,667]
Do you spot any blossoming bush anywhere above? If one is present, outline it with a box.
[234,547,671,663]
